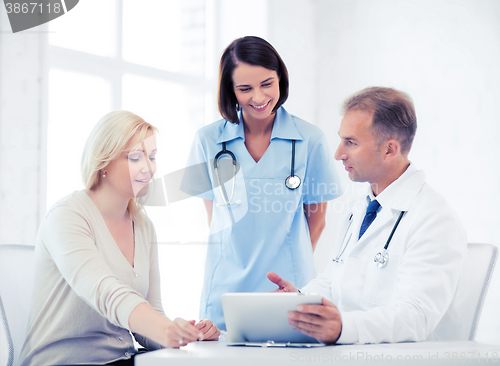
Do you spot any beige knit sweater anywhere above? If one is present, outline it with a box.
[20,191,164,366]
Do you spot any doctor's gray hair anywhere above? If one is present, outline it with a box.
[342,87,417,155]
[218,36,289,124]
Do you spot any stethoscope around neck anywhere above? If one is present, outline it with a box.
[213,140,301,207]
[214,142,240,207]
[333,210,406,268]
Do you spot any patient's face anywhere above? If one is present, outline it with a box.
[334,110,386,185]
[104,129,157,199]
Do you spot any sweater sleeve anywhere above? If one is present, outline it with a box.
[41,204,148,330]
[133,219,165,350]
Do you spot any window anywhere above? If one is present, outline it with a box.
[46,0,214,320]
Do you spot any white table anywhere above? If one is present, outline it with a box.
[135,340,500,366]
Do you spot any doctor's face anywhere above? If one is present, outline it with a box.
[104,129,157,199]
[232,63,280,125]
[334,110,386,185]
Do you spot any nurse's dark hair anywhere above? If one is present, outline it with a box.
[218,36,289,124]
[341,87,417,155]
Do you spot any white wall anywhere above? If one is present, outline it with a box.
[0,11,45,246]
[268,0,317,123]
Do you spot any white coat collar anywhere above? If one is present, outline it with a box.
[368,163,426,212]
[350,163,426,245]
[346,163,425,212]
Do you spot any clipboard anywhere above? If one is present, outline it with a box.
[227,341,327,348]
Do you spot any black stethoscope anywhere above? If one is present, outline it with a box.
[333,210,406,268]
[213,140,300,207]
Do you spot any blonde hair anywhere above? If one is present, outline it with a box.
[81,110,158,221]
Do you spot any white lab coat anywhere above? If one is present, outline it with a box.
[302,164,467,344]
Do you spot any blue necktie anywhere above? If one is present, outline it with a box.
[359,199,381,239]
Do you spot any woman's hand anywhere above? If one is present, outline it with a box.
[129,303,204,348]
[163,318,204,348]
[195,319,221,341]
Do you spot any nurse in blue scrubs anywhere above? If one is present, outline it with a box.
[183,36,342,330]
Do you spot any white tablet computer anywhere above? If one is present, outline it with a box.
[221,292,323,344]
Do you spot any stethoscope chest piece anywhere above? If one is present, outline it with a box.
[285,175,301,190]
[374,249,389,268]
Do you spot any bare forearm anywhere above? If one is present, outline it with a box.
[304,202,328,251]
[129,302,204,348]
[129,302,170,347]
[203,199,213,226]
[309,219,326,251]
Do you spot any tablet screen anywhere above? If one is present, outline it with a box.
[221,292,323,343]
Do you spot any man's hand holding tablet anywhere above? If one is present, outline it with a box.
[267,271,342,344]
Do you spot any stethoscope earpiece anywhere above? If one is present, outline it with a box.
[216,199,240,207]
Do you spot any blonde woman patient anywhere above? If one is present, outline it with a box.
[20,111,219,366]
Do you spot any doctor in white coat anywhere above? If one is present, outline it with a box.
[268,86,467,344]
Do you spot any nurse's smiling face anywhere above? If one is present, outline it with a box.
[232,63,280,125]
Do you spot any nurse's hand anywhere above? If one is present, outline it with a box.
[195,319,221,341]
[288,298,342,344]
[267,271,299,293]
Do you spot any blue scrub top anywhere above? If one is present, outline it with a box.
[183,107,342,330]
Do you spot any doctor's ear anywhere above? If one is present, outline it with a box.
[383,139,400,161]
